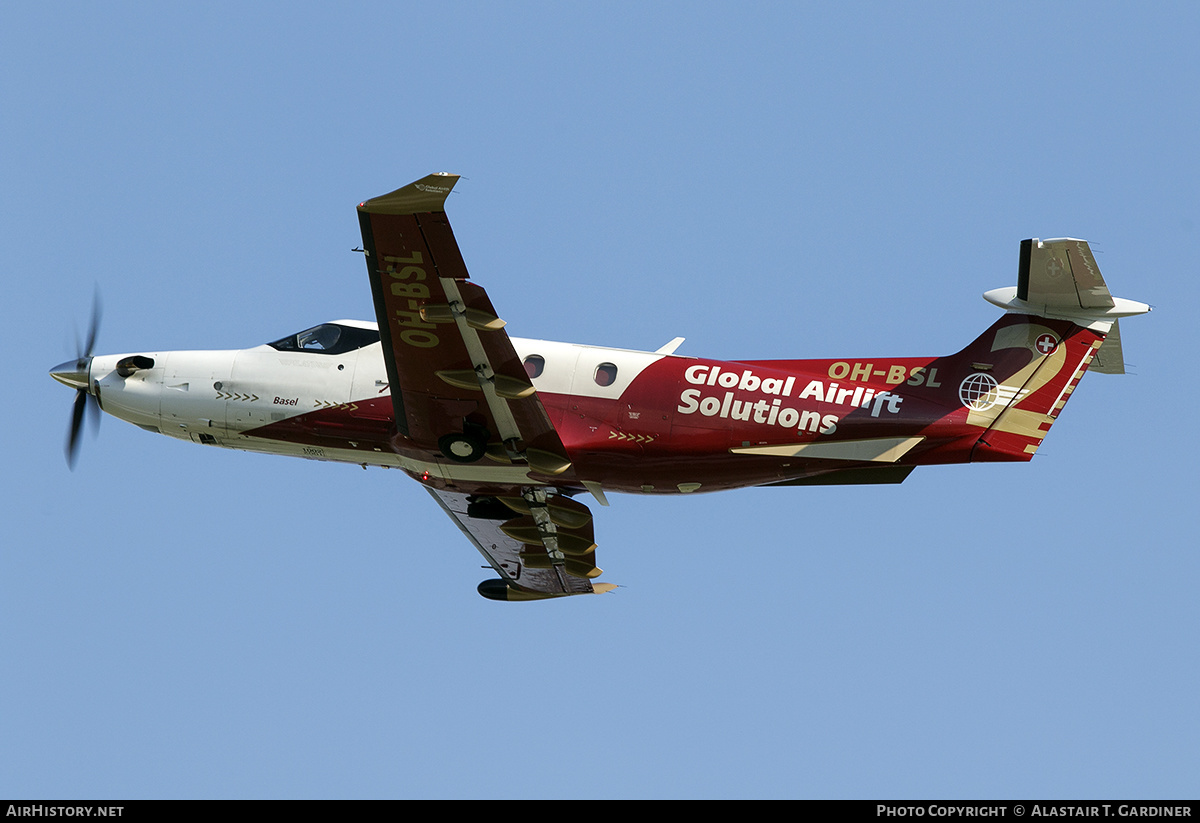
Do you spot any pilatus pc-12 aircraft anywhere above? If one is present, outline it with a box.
[51,174,1150,601]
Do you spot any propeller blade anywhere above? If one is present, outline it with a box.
[83,292,102,357]
[66,389,88,469]
[86,389,101,436]
[60,290,102,468]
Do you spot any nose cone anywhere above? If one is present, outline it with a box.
[50,358,91,391]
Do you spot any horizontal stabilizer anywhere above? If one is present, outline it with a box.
[984,238,1150,323]
[1019,237,1113,309]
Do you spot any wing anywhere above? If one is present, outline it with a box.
[425,487,616,601]
[358,175,613,599]
[357,174,574,476]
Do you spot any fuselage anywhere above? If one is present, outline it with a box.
[49,174,1145,603]
[79,318,1015,497]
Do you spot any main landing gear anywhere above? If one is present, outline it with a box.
[438,421,490,463]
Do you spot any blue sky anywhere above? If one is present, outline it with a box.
[3,2,1198,798]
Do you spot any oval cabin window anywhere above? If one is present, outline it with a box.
[594,362,618,387]
[523,354,545,378]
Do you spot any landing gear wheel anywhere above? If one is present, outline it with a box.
[439,432,486,463]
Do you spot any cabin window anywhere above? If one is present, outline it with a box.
[594,362,618,387]
[524,354,545,378]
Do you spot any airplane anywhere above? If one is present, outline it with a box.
[50,173,1151,601]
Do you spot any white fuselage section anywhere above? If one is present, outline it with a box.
[89,323,671,483]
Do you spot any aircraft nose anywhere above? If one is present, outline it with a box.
[50,358,91,391]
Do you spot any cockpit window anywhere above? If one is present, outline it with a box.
[268,324,380,355]
[298,324,341,351]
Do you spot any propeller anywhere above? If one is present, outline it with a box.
[50,294,102,469]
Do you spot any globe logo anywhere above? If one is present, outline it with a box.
[959,372,1000,411]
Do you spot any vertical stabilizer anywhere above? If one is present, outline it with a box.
[965,237,1149,459]
[930,314,1107,462]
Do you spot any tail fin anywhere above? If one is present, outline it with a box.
[949,238,1148,461]
[951,314,1108,461]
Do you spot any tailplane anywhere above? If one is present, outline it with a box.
[943,239,1148,461]
[983,238,1149,375]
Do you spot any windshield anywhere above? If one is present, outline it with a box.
[297,324,341,351]
[268,324,379,355]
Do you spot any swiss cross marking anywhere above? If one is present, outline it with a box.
[1035,333,1059,354]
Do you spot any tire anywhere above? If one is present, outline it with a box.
[439,432,486,463]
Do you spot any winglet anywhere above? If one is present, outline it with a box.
[358,172,460,215]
